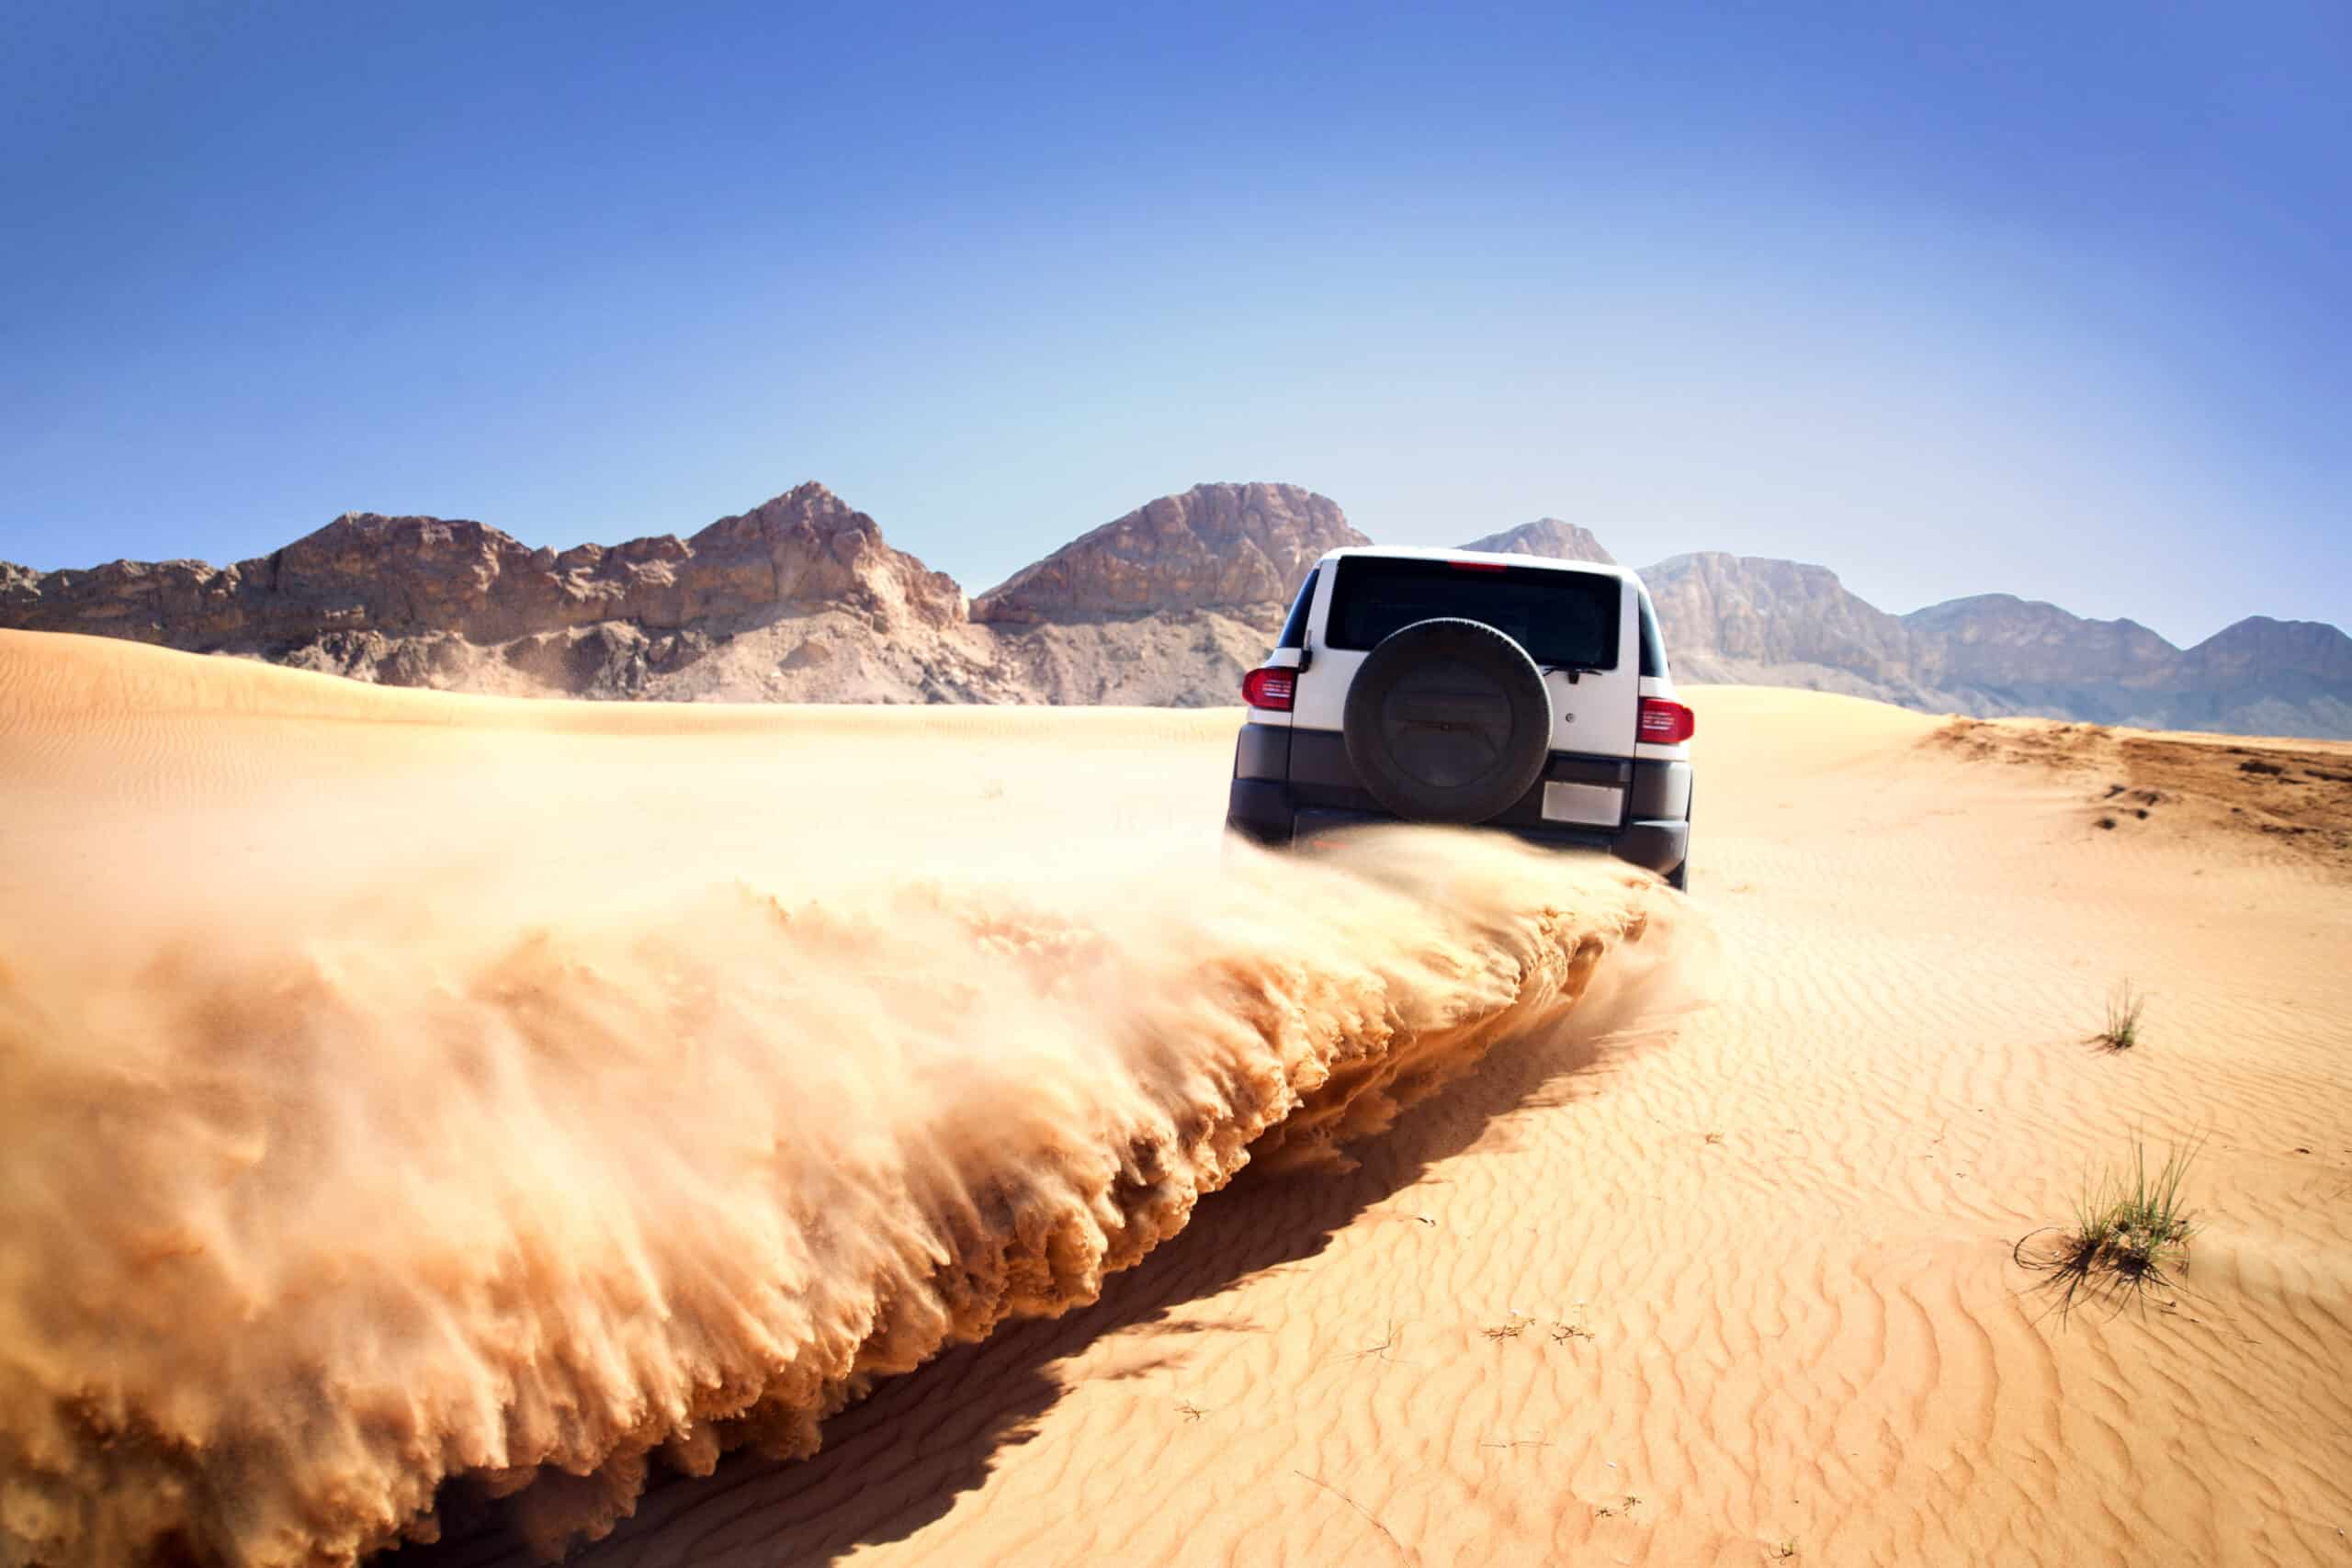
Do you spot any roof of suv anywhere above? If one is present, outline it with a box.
[1312,545,1638,583]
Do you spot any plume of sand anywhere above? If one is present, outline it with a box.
[0,822,1677,1567]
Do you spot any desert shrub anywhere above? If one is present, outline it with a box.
[2018,1140,2199,1316]
[2096,980,2144,1050]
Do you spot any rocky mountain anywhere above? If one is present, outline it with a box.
[5,483,2344,736]
[972,482,1364,624]
[1504,547,2351,739]
[0,481,1356,707]
[1640,553,1926,693]
[1459,519,1615,565]
[2165,616,2352,739]
[0,484,1001,702]
[1888,597,2352,737]
[1904,593,2178,690]
[0,482,965,644]
[2179,615,2352,688]
[963,481,1365,704]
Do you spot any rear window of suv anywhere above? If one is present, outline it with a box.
[1325,557,1622,670]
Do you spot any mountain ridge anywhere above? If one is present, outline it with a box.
[1457,519,1615,566]
[1618,554,2350,737]
[4,484,2345,737]
[972,482,1364,624]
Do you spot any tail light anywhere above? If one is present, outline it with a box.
[1638,697,1695,744]
[1241,667,1295,711]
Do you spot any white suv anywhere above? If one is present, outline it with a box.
[1225,547,1695,889]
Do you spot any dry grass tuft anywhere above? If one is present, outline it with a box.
[1480,1312,1529,1341]
[1547,1310,1595,1346]
[2017,1140,2200,1318]
[2095,980,2145,1051]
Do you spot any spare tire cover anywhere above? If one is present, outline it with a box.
[1341,617,1553,824]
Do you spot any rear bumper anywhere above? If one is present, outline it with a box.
[1224,726,1690,874]
[1255,804,1689,874]
[1226,778,1300,845]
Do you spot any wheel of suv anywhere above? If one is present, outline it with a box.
[1341,617,1554,825]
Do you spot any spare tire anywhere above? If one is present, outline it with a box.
[1342,617,1553,825]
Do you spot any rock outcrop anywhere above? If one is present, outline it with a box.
[971,482,1364,624]
[0,483,963,654]
[1642,552,1921,687]
[1458,519,1615,565]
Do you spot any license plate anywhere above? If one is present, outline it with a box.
[1541,781,1623,828]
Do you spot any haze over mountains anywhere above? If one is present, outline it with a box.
[4,483,2346,737]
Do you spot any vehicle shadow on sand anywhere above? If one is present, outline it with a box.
[400,994,1678,1568]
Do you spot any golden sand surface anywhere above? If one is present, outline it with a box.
[1,630,2346,1567]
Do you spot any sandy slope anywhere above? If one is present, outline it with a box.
[0,632,1678,1566]
[3,632,2349,1567]
[450,690,2351,1568]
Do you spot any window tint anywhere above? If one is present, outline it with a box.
[1275,568,1318,649]
[1637,590,1668,678]
[1326,558,1620,670]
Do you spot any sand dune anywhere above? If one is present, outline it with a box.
[0,633,1680,1567]
[3,631,2348,1567]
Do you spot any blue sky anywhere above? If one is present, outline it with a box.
[5,0,2345,647]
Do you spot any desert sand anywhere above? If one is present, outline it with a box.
[2,629,2348,1568]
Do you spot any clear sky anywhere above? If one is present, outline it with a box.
[5,0,2346,647]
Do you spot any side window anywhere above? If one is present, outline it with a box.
[1276,568,1319,649]
[1637,590,1668,678]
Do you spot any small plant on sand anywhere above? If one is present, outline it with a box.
[1480,1311,1530,1341]
[2017,1140,2200,1316]
[1767,1541,1799,1562]
[1349,1321,1405,1364]
[2096,980,2146,1050]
